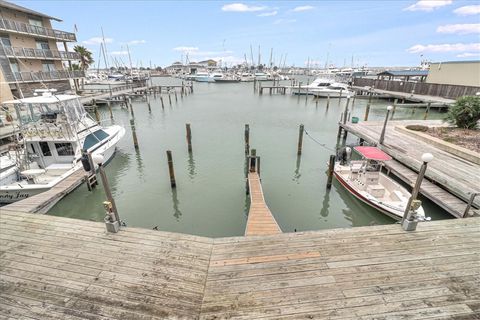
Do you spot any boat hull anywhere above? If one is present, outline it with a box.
[314,90,355,98]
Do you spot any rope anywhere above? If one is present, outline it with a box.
[303,129,336,152]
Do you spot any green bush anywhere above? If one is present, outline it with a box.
[447,96,480,129]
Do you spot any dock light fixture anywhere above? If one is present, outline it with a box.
[379,105,394,145]
[476,92,480,96]
[93,154,121,233]
[401,152,434,231]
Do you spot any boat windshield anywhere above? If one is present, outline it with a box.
[83,129,109,150]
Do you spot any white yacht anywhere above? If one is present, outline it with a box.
[312,82,354,98]
[0,90,125,204]
[334,146,425,220]
[195,71,211,82]
[239,73,255,82]
[254,72,269,81]
[292,77,335,95]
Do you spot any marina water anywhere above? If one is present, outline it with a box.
[48,77,451,237]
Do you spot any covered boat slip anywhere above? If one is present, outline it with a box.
[0,210,479,319]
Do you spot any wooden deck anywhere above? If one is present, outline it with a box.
[1,170,86,214]
[1,210,479,319]
[245,172,281,236]
[340,120,480,217]
[351,86,455,105]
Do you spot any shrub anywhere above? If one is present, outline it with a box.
[446,96,480,129]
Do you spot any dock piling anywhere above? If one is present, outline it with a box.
[107,101,113,120]
[130,119,139,149]
[391,98,398,120]
[160,96,165,109]
[297,124,304,155]
[423,102,431,120]
[379,105,393,145]
[326,154,336,189]
[343,96,351,124]
[326,94,330,109]
[244,124,250,155]
[364,92,373,121]
[166,150,176,188]
[186,123,192,153]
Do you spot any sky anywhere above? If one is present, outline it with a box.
[15,0,480,68]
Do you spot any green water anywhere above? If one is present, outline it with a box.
[48,77,452,237]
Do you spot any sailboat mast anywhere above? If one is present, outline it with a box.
[101,27,109,69]
[127,44,133,74]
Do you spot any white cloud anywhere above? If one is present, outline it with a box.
[437,24,480,35]
[82,37,113,45]
[258,10,277,17]
[128,40,146,45]
[222,3,267,12]
[111,51,128,55]
[456,52,480,58]
[454,5,480,16]
[404,0,452,12]
[274,18,296,24]
[173,46,199,52]
[292,5,315,12]
[406,43,480,53]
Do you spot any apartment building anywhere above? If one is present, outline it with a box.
[0,0,83,102]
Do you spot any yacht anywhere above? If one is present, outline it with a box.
[209,72,225,82]
[195,72,211,82]
[254,72,269,81]
[239,73,255,82]
[214,74,240,83]
[0,90,125,204]
[292,77,335,95]
[312,82,354,98]
[334,146,425,220]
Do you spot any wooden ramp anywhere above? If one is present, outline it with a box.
[1,211,479,319]
[2,170,86,214]
[245,172,281,236]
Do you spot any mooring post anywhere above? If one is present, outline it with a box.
[147,96,151,112]
[351,96,356,110]
[168,91,172,105]
[93,99,100,123]
[338,89,343,107]
[130,119,139,149]
[326,94,331,109]
[297,124,304,155]
[186,123,192,153]
[364,91,373,121]
[379,105,393,145]
[391,98,398,120]
[305,87,309,103]
[160,95,165,109]
[424,102,431,120]
[249,148,257,173]
[174,89,178,102]
[244,124,250,155]
[343,96,351,124]
[129,99,135,118]
[297,82,301,101]
[166,150,176,188]
[402,153,434,231]
[326,154,336,189]
[253,78,257,92]
[107,101,113,120]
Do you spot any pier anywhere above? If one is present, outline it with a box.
[352,86,455,106]
[339,120,480,218]
[258,85,288,95]
[1,170,86,214]
[1,210,479,319]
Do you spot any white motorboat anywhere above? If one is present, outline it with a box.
[195,72,211,82]
[214,74,240,83]
[239,73,255,82]
[333,146,425,220]
[0,89,125,204]
[292,77,335,95]
[254,72,269,81]
[312,82,354,98]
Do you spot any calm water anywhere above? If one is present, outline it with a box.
[48,77,452,237]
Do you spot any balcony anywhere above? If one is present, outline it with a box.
[0,18,76,42]
[5,70,85,83]
[4,46,80,60]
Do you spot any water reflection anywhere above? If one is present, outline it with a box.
[187,152,196,180]
[135,149,145,182]
[293,154,302,183]
[171,188,182,221]
[319,187,330,218]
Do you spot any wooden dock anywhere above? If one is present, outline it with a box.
[1,210,479,319]
[258,85,287,95]
[1,170,86,214]
[245,172,281,236]
[339,120,480,217]
[352,86,455,105]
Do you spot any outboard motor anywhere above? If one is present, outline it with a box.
[337,146,352,165]
[81,152,91,172]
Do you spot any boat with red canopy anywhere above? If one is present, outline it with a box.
[334,146,425,220]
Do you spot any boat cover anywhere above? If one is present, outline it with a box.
[354,146,392,161]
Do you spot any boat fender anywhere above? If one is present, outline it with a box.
[81,153,91,172]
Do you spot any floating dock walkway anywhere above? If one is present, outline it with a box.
[245,172,281,236]
[339,120,480,218]
[1,210,479,319]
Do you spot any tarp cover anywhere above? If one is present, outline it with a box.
[354,146,392,161]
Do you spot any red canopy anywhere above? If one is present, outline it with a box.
[354,146,392,161]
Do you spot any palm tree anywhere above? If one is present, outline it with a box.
[73,45,94,89]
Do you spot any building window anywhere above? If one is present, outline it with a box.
[39,142,52,156]
[9,59,19,73]
[55,143,74,156]
[28,18,43,27]
[42,61,56,72]
[36,41,50,50]
[0,35,11,47]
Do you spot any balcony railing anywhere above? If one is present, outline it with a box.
[0,18,76,41]
[5,70,85,83]
[3,46,80,60]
